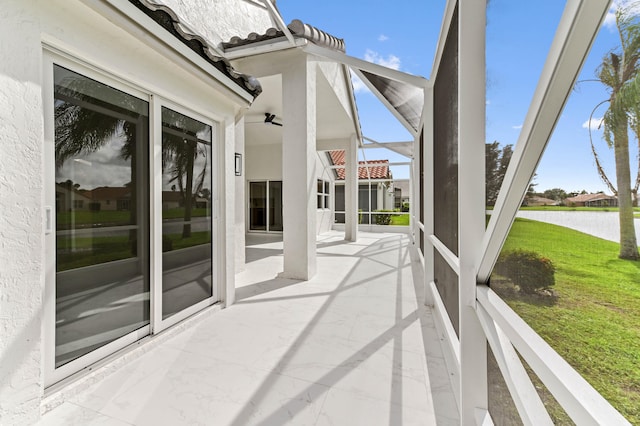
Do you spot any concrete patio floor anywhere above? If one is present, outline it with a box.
[39,231,458,425]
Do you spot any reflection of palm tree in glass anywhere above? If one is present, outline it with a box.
[54,78,146,247]
[162,108,210,239]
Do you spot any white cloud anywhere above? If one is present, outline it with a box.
[378,34,389,42]
[582,117,604,130]
[512,124,523,130]
[604,1,640,30]
[351,73,369,94]
[364,49,401,70]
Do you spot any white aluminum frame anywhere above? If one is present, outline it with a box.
[151,97,222,334]
[247,180,284,233]
[43,47,225,386]
[43,51,153,386]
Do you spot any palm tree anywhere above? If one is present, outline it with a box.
[161,109,210,239]
[589,3,640,260]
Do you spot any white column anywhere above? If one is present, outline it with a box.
[345,134,358,241]
[224,117,237,306]
[280,55,317,280]
[459,0,488,423]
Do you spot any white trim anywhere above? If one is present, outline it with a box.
[428,235,460,275]
[427,281,461,410]
[303,43,429,88]
[477,286,630,425]
[476,304,553,426]
[478,0,611,283]
[224,38,307,60]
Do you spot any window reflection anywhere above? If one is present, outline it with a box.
[54,65,150,368]
[161,107,214,319]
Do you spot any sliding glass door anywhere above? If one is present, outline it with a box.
[161,107,214,320]
[249,180,283,232]
[53,65,150,369]
[46,58,220,383]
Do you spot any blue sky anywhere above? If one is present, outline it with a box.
[277,1,636,193]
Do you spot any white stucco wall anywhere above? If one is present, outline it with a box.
[245,144,283,181]
[317,61,353,120]
[0,2,45,424]
[158,0,276,49]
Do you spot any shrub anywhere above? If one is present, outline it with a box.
[494,249,555,294]
[374,210,394,225]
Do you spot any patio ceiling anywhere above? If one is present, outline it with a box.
[244,71,357,147]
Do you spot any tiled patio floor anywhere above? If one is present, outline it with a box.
[39,231,458,425]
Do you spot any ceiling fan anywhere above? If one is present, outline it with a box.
[246,112,283,127]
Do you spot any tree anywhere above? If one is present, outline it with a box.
[486,141,513,206]
[588,3,640,260]
[543,188,568,202]
[161,110,210,239]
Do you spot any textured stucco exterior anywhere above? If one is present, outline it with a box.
[0,2,45,424]
[157,0,276,49]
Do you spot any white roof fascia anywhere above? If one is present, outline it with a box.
[81,0,254,104]
[478,0,613,286]
[258,0,296,46]
[303,43,429,88]
[224,37,307,60]
[352,68,419,137]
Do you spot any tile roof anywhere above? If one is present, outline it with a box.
[223,19,345,53]
[565,193,616,203]
[129,0,262,98]
[86,187,131,200]
[329,151,391,180]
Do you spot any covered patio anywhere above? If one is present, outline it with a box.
[38,231,458,425]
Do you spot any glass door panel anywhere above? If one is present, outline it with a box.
[269,181,283,231]
[53,65,150,368]
[161,107,213,319]
[249,182,267,231]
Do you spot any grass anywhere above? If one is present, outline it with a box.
[492,218,640,423]
[390,213,410,226]
[57,208,209,229]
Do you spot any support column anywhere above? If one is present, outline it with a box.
[459,0,488,423]
[345,134,358,241]
[280,55,317,280]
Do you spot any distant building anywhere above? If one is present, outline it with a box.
[565,193,618,207]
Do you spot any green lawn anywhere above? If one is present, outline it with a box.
[390,213,410,226]
[57,208,209,229]
[492,218,640,423]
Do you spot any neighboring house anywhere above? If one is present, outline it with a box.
[524,196,558,206]
[565,193,618,207]
[55,183,92,212]
[85,186,131,211]
[329,150,397,223]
